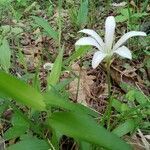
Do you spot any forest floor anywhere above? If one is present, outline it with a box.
[0,1,150,150]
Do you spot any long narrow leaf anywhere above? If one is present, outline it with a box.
[112,119,135,137]
[49,112,132,150]
[0,71,45,111]
[7,136,49,150]
[44,92,98,117]
[77,0,88,26]
[64,46,91,65]
[32,16,58,40]
[48,47,63,89]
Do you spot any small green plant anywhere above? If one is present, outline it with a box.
[69,0,89,29]
[111,83,150,137]
[0,71,132,150]
[32,16,58,41]
[115,7,148,30]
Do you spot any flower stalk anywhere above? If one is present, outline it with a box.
[75,16,147,129]
[106,58,112,98]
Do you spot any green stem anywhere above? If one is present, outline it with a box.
[106,61,111,99]
[100,59,112,130]
[106,60,112,130]
[106,97,113,130]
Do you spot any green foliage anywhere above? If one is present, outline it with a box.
[111,83,150,138]
[77,0,89,27]
[7,135,50,150]
[1,25,23,36]
[16,0,27,6]
[0,0,12,6]
[4,110,30,140]
[112,119,135,137]
[44,91,98,117]
[65,45,91,65]
[112,99,129,113]
[115,8,147,23]
[0,71,46,111]
[32,16,58,40]
[0,39,11,72]
[69,0,89,28]
[48,47,64,90]
[121,83,149,105]
[49,111,132,150]
[0,72,132,149]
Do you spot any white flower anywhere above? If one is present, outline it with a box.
[75,16,147,69]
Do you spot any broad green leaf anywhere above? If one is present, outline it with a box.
[4,126,28,140]
[7,136,49,150]
[134,90,148,104]
[132,12,148,18]
[121,83,149,104]
[0,39,11,72]
[4,110,30,140]
[44,91,98,117]
[0,101,8,115]
[47,48,63,89]
[120,9,129,17]
[11,110,29,126]
[54,78,74,91]
[77,0,88,26]
[65,46,91,65]
[112,99,129,113]
[32,16,58,40]
[0,71,46,111]
[79,141,91,150]
[0,71,98,116]
[115,15,127,22]
[51,130,62,150]
[112,119,135,137]
[126,90,135,101]
[49,112,132,150]
[115,8,130,23]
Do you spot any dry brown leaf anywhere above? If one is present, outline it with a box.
[69,63,95,106]
[124,136,144,150]
[22,45,42,71]
[33,28,43,45]
[130,0,138,9]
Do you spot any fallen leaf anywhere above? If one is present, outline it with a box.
[69,63,95,106]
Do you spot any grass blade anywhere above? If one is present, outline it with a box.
[32,16,58,40]
[47,47,64,90]
[77,0,89,27]
[112,119,135,137]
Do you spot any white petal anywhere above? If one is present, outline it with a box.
[75,37,102,50]
[113,31,147,50]
[114,46,132,59]
[105,16,116,50]
[79,29,104,47]
[92,51,106,69]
